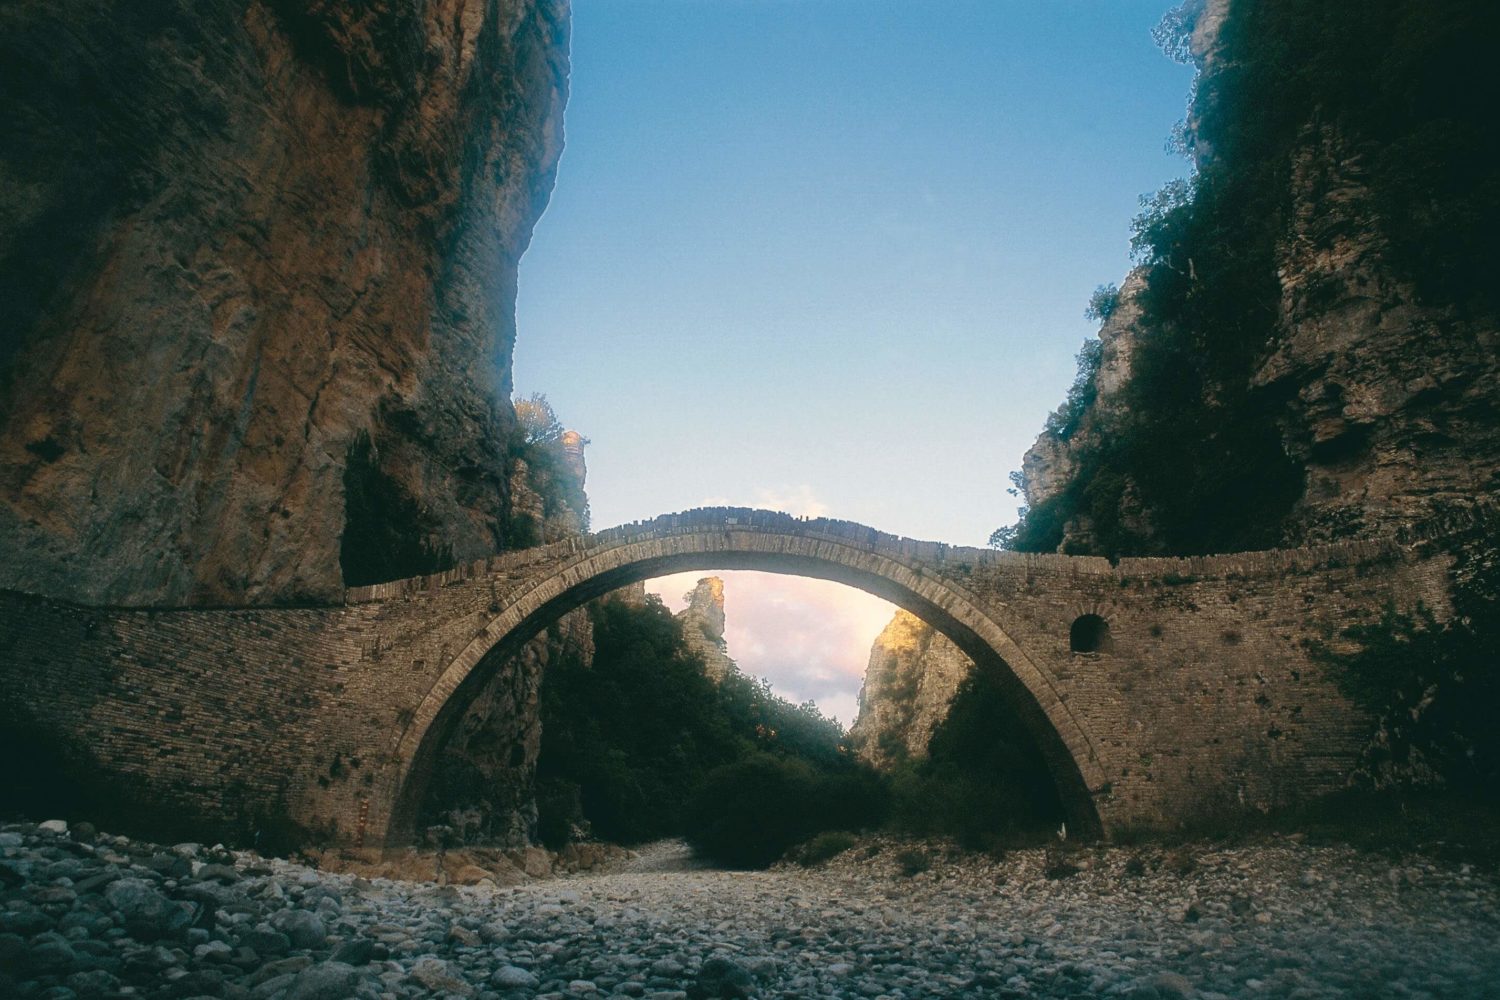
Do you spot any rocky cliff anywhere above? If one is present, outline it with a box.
[848,611,973,769]
[0,0,569,605]
[676,576,737,683]
[1013,0,1500,557]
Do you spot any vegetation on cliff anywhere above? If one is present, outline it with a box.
[995,0,1500,559]
[505,394,591,549]
[993,0,1500,802]
[1319,527,1500,798]
[341,394,587,586]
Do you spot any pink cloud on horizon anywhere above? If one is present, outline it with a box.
[647,569,897,728]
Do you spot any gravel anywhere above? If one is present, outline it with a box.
[1,821,1496,999]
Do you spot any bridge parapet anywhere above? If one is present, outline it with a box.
[344,509,1417,607]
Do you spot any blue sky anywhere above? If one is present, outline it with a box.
[515,0,1194,723]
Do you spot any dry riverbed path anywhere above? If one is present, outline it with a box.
[2,823,1498,998]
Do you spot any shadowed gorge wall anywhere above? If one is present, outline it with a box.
[1013,0,1500,558]
[0,0,569,605]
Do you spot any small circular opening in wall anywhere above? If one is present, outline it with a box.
[1070,614,1113,654]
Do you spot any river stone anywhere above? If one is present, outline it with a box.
[239,926,292,956]
[408,956,472,994]
[196,863,241,884]
[331,937,378,966]
[195,939,234,963]
[144,852,189,879]
[25,932,77,975]
[271,909,328,950]
[67,969,120,995]
[492,964,540,988]
[689,958,756,999]
[1133,971,1196,999]
[105,877,188,940]
[284,960,362,1000]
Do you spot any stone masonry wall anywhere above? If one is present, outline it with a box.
[0,509,1458,848]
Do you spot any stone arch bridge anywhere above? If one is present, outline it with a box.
[0,508,1454,848]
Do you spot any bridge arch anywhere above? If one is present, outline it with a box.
[378,510,1111,846]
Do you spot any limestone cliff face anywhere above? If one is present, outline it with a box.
[0,0,569,605]
[1024,176,1500,552]
[1021,271,1158,548]
[1018,0,1500,554]
[676,577,736,682]
[1255,128,1500,541]
[848,611,973,769]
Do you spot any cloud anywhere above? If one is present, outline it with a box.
[645,570,896,729]
[697,485,828,519]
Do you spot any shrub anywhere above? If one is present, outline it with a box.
[683,755,886,869]
[894,848,930,877]
[1041,338,1104,442]
[1084,283,1121,323]
[887,667,1064,845]
[683,755,821,868]
[1316,528,1500,796]
[796,831,858,867]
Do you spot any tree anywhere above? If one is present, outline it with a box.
[514,393,564,445]
[1084,284,1121,324]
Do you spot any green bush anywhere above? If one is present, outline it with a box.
[796,831,858,867]
[1041,338,1104,442]
[887,667,1064,846]
[1317,529,1500,795]
[1084,283,1121,324]
[683,754,886,869]
[894,847,930,877]
[682,755,820,868]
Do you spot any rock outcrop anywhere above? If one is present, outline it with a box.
[1254,127,1500,542]
[1020,271,1158,548]
[0,0,569,605]
[848,611,973,769]
[508,430,591,545]
[1016,0,1500,555]
[676,577,736,682]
